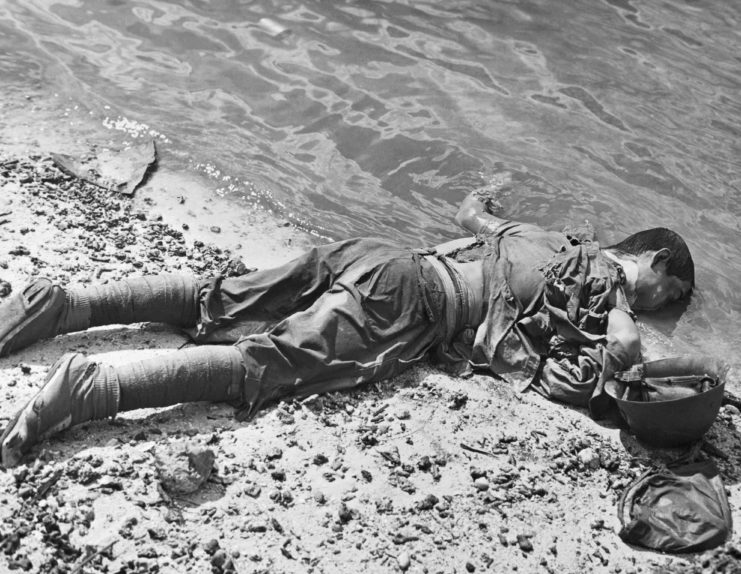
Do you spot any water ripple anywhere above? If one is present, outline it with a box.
[1,0,741,363]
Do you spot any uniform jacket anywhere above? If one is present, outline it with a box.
[445,221,634,418]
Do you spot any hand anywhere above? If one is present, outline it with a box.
[472,187,504,214]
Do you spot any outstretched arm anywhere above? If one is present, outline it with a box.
[454,191,509,234]
[605,308,641,365]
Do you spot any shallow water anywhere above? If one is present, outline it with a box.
[1,0,740,368]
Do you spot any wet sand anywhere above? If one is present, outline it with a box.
[0,89,740,574]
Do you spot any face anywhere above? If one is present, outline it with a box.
[633,250,692,311]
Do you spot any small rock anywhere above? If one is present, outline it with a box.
[378,446,401,466]
[280,490,294,506]
[271,517,284,533]
[204,539,220,555]
[138,547,158,559]
[147,527,167,541]
[211,549,227,568]
[13,466,29,486]
[244,484,261,498]
[416,493,439,511]
[266,447,283,461]
[164,508,183,524]
[246,521,267,533]
[9,245,30,256]
[361,433,378,447]
[338,502,353,523]
[577,448,600,471]
[313,490,326,505]
[210,225,221,233]
[313,453,329,466]
[397,551,411,571]
[517,534,534,552]
[466,562,476,572]
[276,411,295,425]
[470,467,487,480]
[447,392,468,410]
[7,556,33,571]
[474,477,490,491]
[157,447,215,495]
[724,405,740,417]
[375,497,393,514]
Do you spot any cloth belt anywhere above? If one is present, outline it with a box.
[423,254,482,342]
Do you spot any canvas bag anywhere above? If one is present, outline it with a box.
[618,460,732,553]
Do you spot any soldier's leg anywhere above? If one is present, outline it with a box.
[0,274,200,357]
[0,344,245,467]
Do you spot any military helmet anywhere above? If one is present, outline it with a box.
[605,356,728,447]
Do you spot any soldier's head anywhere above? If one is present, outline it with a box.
[607,228,694,311]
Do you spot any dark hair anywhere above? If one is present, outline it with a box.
[608,227,694,287]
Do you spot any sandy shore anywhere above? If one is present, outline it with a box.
[0,87,739,574]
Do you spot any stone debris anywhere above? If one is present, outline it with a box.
[156,446,215,496]
[0,151,739,573]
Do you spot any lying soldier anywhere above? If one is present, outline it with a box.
[0,191,694,466]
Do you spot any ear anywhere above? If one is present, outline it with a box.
[651,248,671,269]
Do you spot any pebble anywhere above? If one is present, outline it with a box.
[724,405,740,416]
[203,539,220,555]
[211,549,228,568]
[517,534,534,552]
[244,484,261,498]
[313,453,329,465]
[7,557,32,571]
[147,527,167,541]
[470,467,487,479]
[397,551,411,571]
[246,521,267,533]
[271,517,284,533]
[157,447,215,495]
[338,502,353,523]
[474,477,490,491]
[577,448,601,471]
[447,392,468,410]
[416,493,439,511]
[266,447,283,461]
